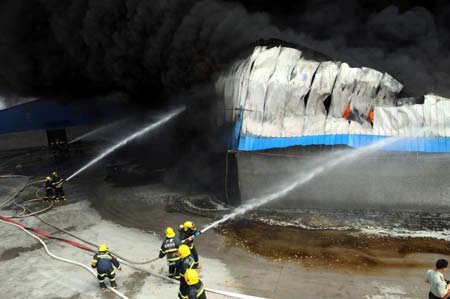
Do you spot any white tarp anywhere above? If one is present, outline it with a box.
[325,117,349,135]
[281,59,319,137]
[373,106,398,136]
[348,120,373,135]
[217,45,450,143]
[223,62,240,123]
[238,47,262,116]
[397,105,424,136]
[349,67,383,126]
[261,48,302,137]
[375,73,403,107]
[329,63,361,118]
[241,46,281,136]
[303,61,340,136]
[424,94,450,137]
[374,105,424,136]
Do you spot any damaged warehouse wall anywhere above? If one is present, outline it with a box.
[216,45,450,211]
[217,45,450,153]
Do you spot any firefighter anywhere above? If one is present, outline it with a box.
[179,221,201,268]
[177,244,195,299]
[159,227,182,278]
[184,269,206,299]
[51,170,66,202]
[91,244,122,290]
[43,176,54,203]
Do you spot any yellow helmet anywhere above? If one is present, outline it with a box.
[52,171,58,176]
[184,269,199,285]
[178,244,191,258]
[183,221,195,231]
[98,244,108,252]
[45,176,51,181]
[165,227,176,238]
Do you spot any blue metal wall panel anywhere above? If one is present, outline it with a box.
[237,133,450,153]
[0,99,103,134]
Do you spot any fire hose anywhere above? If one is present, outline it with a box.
[1,212,268,299]
[1,178,269,299]
[0,218,130,299]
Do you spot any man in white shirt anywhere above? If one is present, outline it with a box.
[426,259,450,299]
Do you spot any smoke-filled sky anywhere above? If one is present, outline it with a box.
[0,0,449,106]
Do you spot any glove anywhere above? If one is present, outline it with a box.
[193,231,201,237]
[117,266,122,271]
[187,236,193,242]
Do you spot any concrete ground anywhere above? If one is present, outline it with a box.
[0,166,446,299]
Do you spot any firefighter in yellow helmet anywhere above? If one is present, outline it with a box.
[159,227,182,278]
[43,176,54,203]
[179,221,201,268]
[91,244,122,290]
[184,269,206,299]
[176,244,195,299]
[51,170,66,202]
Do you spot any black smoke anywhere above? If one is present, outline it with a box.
[233,0,450,97]
[1,0,450,102]
[1,0,450,196]
[0,0,284,106]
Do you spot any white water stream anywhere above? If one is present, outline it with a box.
[66,107,185,181]
[201,130,427,233]
[69,119,127,144]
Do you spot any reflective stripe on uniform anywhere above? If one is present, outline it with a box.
[110,270,115,275]
[197,286,205,298]
[97,254,112,259]
[178,290,187,299]
[161,248,178,254]
[99,273,107,277]
[167,256,181,262]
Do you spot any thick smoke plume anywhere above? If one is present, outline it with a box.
[1,0,449,102]
[235,0,450,97]
[0,0,282,105]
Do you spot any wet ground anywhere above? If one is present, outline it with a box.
[221,220,450,271]
[1,147,450,298]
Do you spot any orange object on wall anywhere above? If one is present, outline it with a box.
[368,107,374,124]
[343,102,351,119]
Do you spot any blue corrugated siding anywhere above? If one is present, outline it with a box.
[237,133,450,153]
[0,99,101,134]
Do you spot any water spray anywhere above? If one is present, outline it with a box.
[66,107,185,181]
[201,130,428,234]
[69,119,127,144]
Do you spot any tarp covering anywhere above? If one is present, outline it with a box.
[217,45,450,153]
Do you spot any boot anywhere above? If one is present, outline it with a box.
[99,283,106,291]
[111,281,118,289]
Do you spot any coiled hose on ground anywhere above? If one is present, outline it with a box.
[0,218,131,299]
[0,175,268,299]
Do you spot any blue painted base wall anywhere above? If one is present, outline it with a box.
[237,134,450,153]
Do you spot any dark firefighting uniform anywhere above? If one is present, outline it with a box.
[52,174,66,201]
[91,251,120,287]
[159,236,182,278]
[186,281,207,299]
[179,228,200,268]
[177,255,196,299]
[44,180,54,201]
